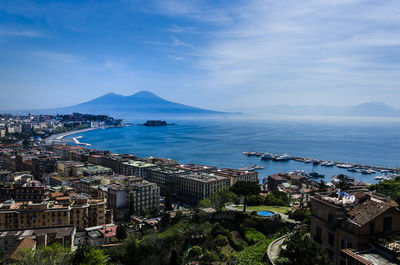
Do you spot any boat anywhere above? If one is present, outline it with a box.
[321,161,335,167]
[309,172,325,178]
[255,152,263,156]
[304,159,312,163]
[375,176,384,180]
[261,153,274,160]
[348,168,359,172]
[242,152,251,156]
[337,164,354,169]
[360,169,373,174]
[274,154,290,161]
[312,160,321,165]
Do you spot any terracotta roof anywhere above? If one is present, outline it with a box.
[348,198,398,226]
[98,225,117,238]
[8,237,36,260]
[50,192,64,198]
[341,249,374,265]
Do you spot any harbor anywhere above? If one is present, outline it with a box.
[242,151,399,181]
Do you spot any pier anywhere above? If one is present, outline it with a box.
[242,151,398,174]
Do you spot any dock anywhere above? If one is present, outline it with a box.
[242,151,398,174]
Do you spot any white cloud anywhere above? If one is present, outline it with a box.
[33,51,78,63]
[147,0,400,106]
[0,29,44,38]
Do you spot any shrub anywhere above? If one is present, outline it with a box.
[243,227,266,245]
[215,235,228,246]
[188,246,202,259]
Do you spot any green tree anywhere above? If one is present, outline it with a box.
[231,181,261,212]
[280,230,332,265]
[72,245,108,265]
[116,224,128,242]
[188,246,202,259]
[17,243,72,265]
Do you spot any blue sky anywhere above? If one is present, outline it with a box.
[0,0,400,111]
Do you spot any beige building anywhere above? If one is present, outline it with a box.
[0,196,111,231]
[176,173,231,204]
[121,160,156,178]
[212,168,258,186]
[311,191,400,265]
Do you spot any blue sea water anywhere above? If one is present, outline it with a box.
[66,117,400,184]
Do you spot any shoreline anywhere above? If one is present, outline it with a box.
[44,127,99,144]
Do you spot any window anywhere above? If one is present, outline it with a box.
[328,214,335,225]
[341,238,352,249]
[328,232,335,245]
[369,221,375,234]
[316,226,322,243]
[384,216,392,232]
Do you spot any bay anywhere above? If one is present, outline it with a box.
[65,117,400,184]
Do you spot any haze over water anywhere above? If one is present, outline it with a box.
[66,116,400,184]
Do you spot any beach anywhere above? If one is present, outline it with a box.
[44,127,98,144]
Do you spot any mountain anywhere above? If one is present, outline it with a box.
[246,101,400,117]
[20,91,227,118]
[346,101,400,116]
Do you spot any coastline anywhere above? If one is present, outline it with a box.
[44,127,99,144]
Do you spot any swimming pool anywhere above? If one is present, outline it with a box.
[257,211,275,217]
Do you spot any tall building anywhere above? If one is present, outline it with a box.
[129,180,160,216]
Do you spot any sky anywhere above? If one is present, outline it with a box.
[0,0,400,111]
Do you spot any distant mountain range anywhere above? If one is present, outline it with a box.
[5,92,400,118]
[13,91,227,119]
[249,101,400,117]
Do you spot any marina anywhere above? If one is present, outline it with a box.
[242,151,399,180]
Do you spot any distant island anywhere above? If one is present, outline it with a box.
[142,120,175,126]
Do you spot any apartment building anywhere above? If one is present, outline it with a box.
[121,160,156,178]
[146,166,187,186]
[56,160,85,177]
[175,164,217,173]
[311,191,400,265]
[0,180,49,203]
[212,168,258,186]
[76,164,113,177]
[176,173,231,204]
[129,180,160,215]
[0,196,111,231]
[0,226,75,258]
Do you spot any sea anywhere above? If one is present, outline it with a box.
[65,115,400,184]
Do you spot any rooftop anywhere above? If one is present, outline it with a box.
[178,173,230,183]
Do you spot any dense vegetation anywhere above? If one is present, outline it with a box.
[369,177,400,204]
[277,229,332,265]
